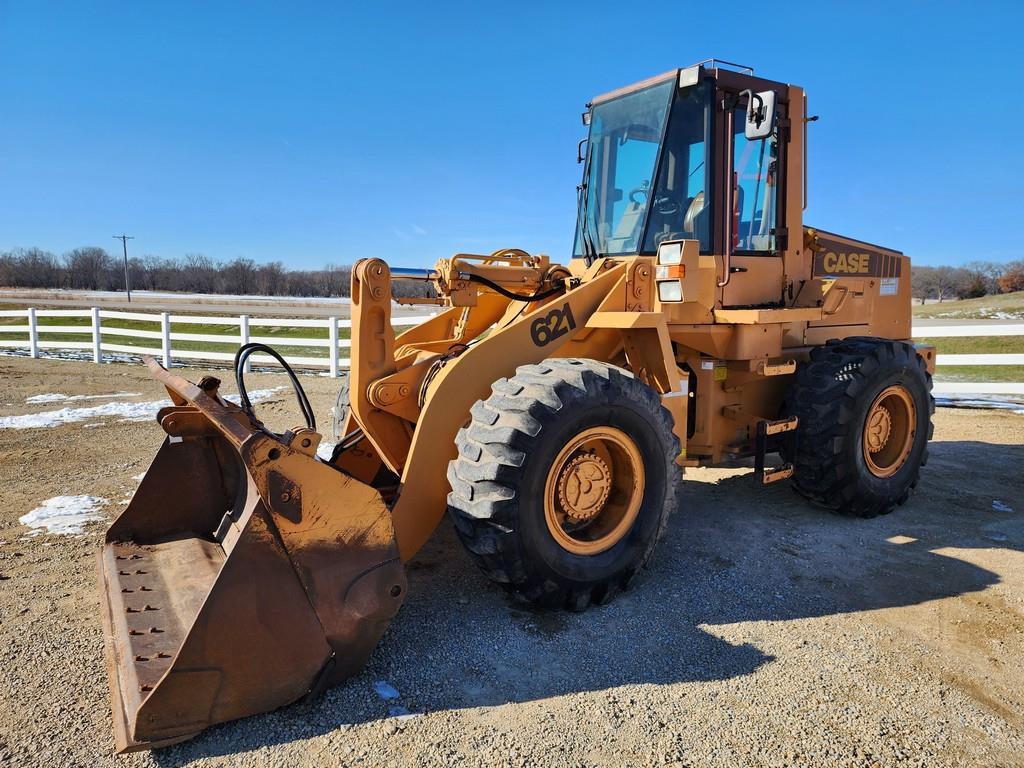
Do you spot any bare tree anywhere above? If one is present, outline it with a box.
[64,247,114,290]
[256,261,286,295]
[962,261,1004,297]
[911,265,934,304]
[181,253,217,293]
[2,247,62,288]
[220,258,257,294]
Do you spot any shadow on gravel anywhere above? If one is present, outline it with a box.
[153,439,1022,764]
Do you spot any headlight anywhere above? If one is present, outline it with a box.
[657,241,683,265]
[656,240,688,302]
[657,280,683,302]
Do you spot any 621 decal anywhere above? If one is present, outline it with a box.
[530,303,577,347]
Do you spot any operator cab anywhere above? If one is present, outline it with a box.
[574,60,802,307]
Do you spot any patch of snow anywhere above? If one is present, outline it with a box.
[222,388,283,406]
[25,391,140,404]
[992,500,1014,513]
[373,681,401,700]
[132,473,146,482]
[935,395,1024,415]
[0,400,161,429]
[19,495,108,535]
[0,348,140,364]
[0,387,285,430]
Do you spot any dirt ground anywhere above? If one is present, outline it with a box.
[1,355,1022,768]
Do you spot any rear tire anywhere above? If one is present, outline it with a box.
[446,358,680,611]
[787,337,934,518]
[330,376,350,443]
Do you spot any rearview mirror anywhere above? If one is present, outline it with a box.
[742,89,776,140]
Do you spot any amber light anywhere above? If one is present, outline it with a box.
[655,264,685,280]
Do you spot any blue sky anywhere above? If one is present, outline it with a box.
[1,1,1020,269]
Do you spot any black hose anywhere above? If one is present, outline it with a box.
[233,342,316,432]
[329,427,365,462]
[462,273,565,302]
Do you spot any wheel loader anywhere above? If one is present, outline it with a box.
[97,60,936,751]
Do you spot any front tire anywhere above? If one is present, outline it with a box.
[446,358,680,611]
[787,337,934,518]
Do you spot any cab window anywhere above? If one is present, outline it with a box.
[732,105,778,252]
[641,80,712,253]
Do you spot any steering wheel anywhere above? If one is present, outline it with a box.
[628,185,680,217]
[628,184,650,205]
[652,195,680,216]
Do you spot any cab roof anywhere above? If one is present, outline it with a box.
[589,61,793,107]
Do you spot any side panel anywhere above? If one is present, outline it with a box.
[806,229,910,341]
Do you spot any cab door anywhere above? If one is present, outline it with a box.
[720,95,786,308]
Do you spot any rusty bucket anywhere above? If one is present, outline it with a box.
[97,360,407,751]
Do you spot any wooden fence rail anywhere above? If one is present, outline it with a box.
[0,307,436,377]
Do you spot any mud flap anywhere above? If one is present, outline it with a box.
[98,362,407,752]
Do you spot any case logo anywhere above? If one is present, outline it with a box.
[821,251,871,274]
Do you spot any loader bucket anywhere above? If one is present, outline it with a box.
[97,360,407,752]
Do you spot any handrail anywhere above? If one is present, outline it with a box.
[719,107,735,288]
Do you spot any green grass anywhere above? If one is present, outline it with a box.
[912,291,1024,320]
[912,336,1024,383]
[933,366,1024,383]
[917,336,1024,355]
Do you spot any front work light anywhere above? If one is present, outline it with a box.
[656,240,687,302]
[656,241,683,265]
[657,280,683,302]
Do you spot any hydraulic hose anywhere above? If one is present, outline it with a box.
[462,272,565,302]
[233,342,316,434]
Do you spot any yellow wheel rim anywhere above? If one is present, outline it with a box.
[543,426,645,556]
[863,385,916,478]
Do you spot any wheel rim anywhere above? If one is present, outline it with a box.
[862,385,916,478]
[543,426,645,555]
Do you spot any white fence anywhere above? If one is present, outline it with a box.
[0,308,1021,386]
[0,307,436,377]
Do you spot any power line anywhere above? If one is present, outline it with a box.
[113,234,134,302]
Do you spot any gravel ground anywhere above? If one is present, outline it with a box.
[1,355,1022,767]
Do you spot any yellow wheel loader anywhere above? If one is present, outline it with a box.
[98,60,936,751]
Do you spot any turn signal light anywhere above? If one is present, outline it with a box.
[655,264,685,280]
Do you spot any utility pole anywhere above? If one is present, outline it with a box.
[113,234,134,302]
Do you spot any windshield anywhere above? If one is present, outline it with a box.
[574,80,674,257]
[575,79,712,258]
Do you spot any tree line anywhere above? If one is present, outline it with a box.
[910,261,1024,304]
[0,247,433,298]
[1,245,1022,303]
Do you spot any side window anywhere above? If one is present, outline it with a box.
[732,106,778,252]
